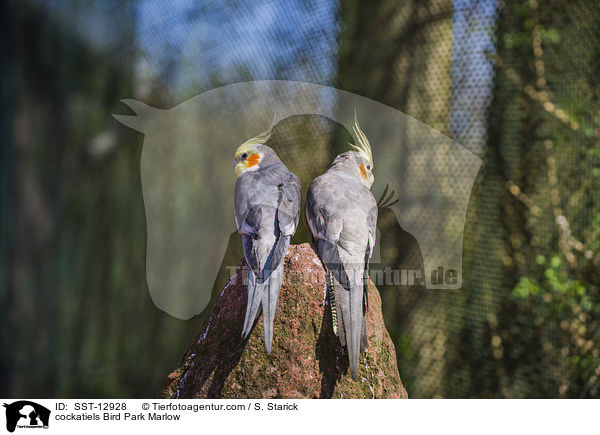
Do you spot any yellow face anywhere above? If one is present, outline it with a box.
[358,162,374,187]
[233,143,262,177]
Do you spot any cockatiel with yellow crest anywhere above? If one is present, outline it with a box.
[305,114,377,380]
[233,122,301,353]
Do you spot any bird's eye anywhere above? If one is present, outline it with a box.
[366,165,371,170]
[241,153,249,160]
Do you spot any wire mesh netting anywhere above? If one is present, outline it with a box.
[1,0,599,398]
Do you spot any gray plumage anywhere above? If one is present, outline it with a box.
[305,119,377,380]
[234,144,301,353]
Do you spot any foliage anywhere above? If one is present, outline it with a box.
[510,254,600,397]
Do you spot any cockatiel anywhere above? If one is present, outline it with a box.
[233,123,301,354]
[305,114,377,380]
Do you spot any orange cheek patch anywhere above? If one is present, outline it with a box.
[359,164,367,179]
[246,153,260,167]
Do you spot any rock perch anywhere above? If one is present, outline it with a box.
[159,243,407,399]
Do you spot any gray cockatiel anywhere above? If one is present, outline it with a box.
[305,114,377,380]
[233,124,301,354]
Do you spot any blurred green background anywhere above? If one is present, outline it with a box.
[1,0,599,398]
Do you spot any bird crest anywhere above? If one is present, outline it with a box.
[237,113,277,152]
[349,111,374,167]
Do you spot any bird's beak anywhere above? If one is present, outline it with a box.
[234,160,246,177]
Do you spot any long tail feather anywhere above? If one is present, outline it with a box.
[241,261,285,354]
[262,262,284,354]
[331,270,365,380]
[242,268,263,338]
[348,279,363,380]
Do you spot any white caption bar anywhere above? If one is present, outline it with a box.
[0,399,597,435]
